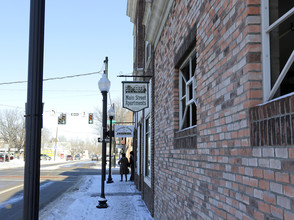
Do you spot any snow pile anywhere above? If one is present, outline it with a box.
[39,175,153,220]
[0,158,76,170]
[0,159,24,170]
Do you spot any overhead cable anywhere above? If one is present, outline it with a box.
[0,70,104,86]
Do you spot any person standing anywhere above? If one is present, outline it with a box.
[118,153,129,181]
[129,151,134,181]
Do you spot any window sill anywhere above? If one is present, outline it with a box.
[174,126,198,149]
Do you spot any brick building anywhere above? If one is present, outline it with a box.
[127,0,294,219]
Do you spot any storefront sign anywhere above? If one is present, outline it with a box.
[114,125,134,137]
[122,81,149,112]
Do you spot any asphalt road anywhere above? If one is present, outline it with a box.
[0,160,112,220]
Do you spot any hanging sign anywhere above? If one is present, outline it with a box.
[114,125,134,138]
[122,81,149,112]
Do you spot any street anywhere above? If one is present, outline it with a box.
[0,159,117,220]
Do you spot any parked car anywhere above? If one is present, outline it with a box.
[91,155,98,161]
[0,154,6,162]
[0,154,9,162]
[74,154,81,160]
[66,155,73,161]
[40,154,52,160]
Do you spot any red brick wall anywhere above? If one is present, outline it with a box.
[135,0,145,70]
[153,0,294,219]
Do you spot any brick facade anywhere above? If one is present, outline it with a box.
[127,0,294,219]
[250,94,294,147]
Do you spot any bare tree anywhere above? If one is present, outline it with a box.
[41,128,52,149]
[112,97,131,123]
[0,109,26,153]
[69,138,85,156]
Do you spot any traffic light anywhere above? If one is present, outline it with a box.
[62,114,66,124]
[58,113,66,125]
[88,113,93,124]
[58,117,62,124]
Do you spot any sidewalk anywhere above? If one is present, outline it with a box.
[39,174,154,220]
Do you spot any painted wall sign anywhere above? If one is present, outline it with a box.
[122,81,149,112]
[114,125,134,138]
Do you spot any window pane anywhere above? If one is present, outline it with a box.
[188,83,193,102]
[270,14,294,97]
[182,63,189,81]
[192,54,197,75]
[182,78,186,95]
[269,1,294,25]
[181,99,186,117]
[145,117,151,178]
[146,118,150,133]
[192,103,197,126]
[279,62,294,96]
[185,105,190,128]
[147,134,151,177]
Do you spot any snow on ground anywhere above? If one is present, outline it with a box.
[0,158,25,170]
[0,158,69,170]
[1,159,153,219]
[0,158,91,170]
[39,175,154,220]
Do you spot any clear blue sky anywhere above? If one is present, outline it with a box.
[0,0,133,140]
[0,0,133,113]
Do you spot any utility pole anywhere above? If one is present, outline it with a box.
[103,57,108,182]
[54,127,58,161]
[97,57,110,209]
[104,57,108,78]
[23,0,45,219]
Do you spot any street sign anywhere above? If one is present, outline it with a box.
[98,138,110,143]
[122,81,149,112]
[71,113,79,116]
[114,125,134,137]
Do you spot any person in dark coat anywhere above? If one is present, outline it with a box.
[129,151,134,181]
[118,153,129,181]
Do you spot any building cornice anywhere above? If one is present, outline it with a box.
[144,0,174,48]
[127,0,138,23]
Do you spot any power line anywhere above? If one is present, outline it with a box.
[0,70,104,86]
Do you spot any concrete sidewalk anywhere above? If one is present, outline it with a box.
[39,174,153,220]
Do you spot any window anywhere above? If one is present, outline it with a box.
[145,42,151,65]
[262,1,294,101]
[137,124,141,175]
[145,117,151,178]
[179,52,197,130]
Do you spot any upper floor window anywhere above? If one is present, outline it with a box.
[262,1,294,101]
[145,42,151,65]
[179,51,197,130]
[145,116,151,178]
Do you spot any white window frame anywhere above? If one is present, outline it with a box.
[179,50,197,130]
[144,115,151,186]
[262,1,294,101]
[145,41,151,68]
[137,124,140,176]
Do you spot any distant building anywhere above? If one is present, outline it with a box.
[127,0,294,219]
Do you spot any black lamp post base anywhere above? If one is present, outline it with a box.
[96,198,108,208]
[107,178,113,183]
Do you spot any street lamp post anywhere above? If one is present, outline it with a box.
[23,0,45,219]
[97,73,110,209]
[107,106,115,183]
